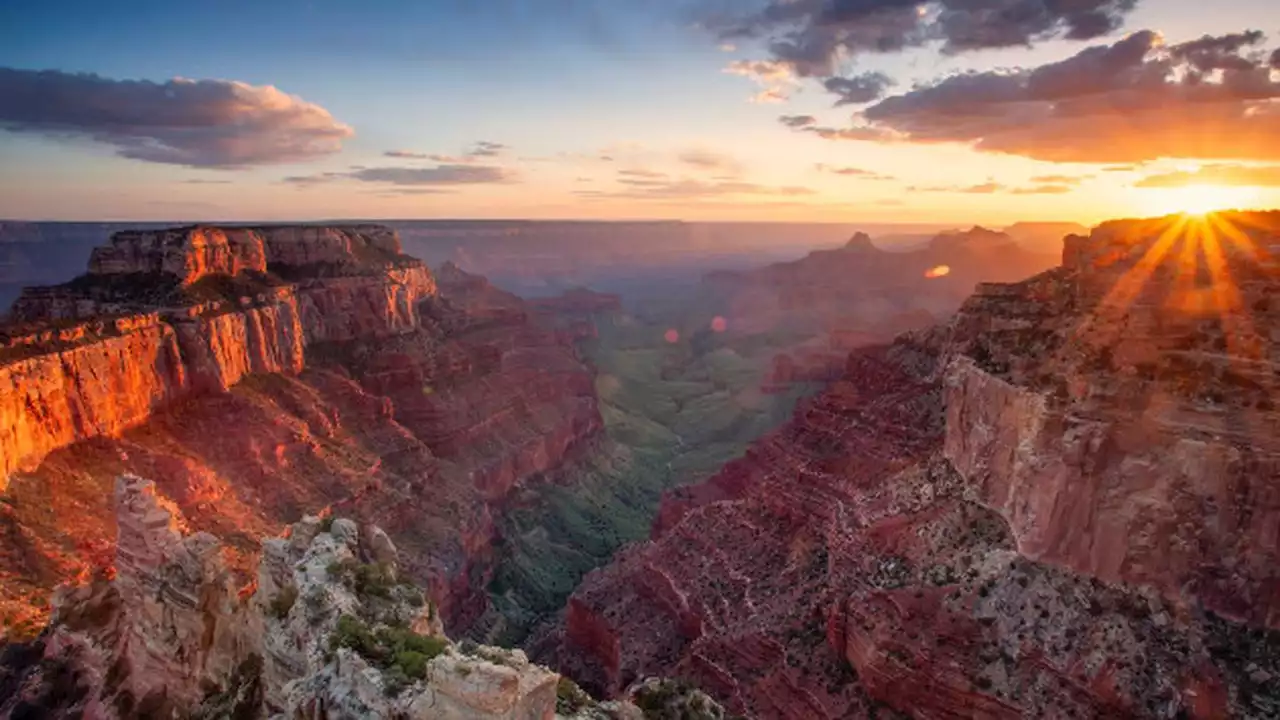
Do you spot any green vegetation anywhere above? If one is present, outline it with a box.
[633,679,725,720]
[326,557,397,600]
[328,614,449,693]
[268,585,298,620]
[318,515,336,534]
[485,309,819,645]
[556,676,596,715]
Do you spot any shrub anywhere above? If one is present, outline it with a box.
[268,585,298,620]
[318,516,336,534]
[556,676,595,714]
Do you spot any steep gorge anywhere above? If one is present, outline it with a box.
[0,225,601,639]
[542,213,1280,718]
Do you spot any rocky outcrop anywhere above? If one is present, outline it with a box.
[943,212,1280,629]
[545,213,1280,718]
[0,226,604,646]
[0,225,435,481]
[0,473,634,719]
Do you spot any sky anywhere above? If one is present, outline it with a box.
[1,0,1278,224]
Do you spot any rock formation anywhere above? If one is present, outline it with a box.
[542,212,1280,718]
[0,224,602,640]
[0,473,652,719]
[696,226,1060,393]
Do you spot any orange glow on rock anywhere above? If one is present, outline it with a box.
[925,265,951,279]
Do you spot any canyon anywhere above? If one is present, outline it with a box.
[541,212,1280,718]
[0,224,603,641]
[4,214,1276,718]
[1,472,677,718]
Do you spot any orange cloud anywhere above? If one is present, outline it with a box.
[1135,164,1280,188]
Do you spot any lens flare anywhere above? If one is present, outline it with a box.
[925,265,951,279]
[711,316,728,332]
[664,329,679,343]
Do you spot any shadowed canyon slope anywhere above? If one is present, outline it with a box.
[542,213,1280,719]
[0,225,602,637]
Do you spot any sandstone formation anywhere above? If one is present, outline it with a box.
[0,225,602,641]
[0,473,648,719]
[544,213,1280,718]
[1,224,435,480]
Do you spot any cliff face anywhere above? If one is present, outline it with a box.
[0,473,640,719]
[545,213,1280,718]
[0,225,601,641]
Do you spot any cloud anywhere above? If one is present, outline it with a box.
[711,0,1138,82]
[799,124,894,142]
[1134,164,1280,188]
[909,181,1072,194]
[1029,174,1090,184]
[383,141,507,162]
[815,163,895,180]
[859,30,1280,163]
[469,141,507,157]
[1010,184,1073,194]
[779,115,817,128]
[0,67,352,168]
[180,179,233,185]
[578,178,813,200]
[724,59,796,102]
[751,88,789,104]
[285,164,514,187]
[618,169,668,179]
[679,149,744,174]
[368,188,454,196]
[823,72,894,105]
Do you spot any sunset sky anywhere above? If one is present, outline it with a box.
[1,0,1278,224]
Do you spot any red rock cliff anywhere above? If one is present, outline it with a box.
[546,213,1280,719]
[0,226,602,639]
[0,225,435,481]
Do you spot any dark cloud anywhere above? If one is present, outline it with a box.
[285,164,514,187]
[857,30,1280,162]
[815,163,895,180]
[384,141,508,162]
[470,141,507,157]
[713,0,1138,87]
[1134,164,1280,188]
[1272,48,1280,69]
[180,179,233,185]
[0,67,352,168]
[823,72,894,105]
[779,114,818,128]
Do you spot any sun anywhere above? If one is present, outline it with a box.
[1138,184,1259,217]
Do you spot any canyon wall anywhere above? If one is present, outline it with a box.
[0,473,648,719]
[544,213,1280,718]
[0,224,602,641]
[0,226,435,481]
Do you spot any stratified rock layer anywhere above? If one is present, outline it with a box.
[0,225,602,640]
[0,473,630,719]
[545,213,1280,719]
